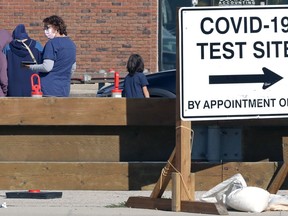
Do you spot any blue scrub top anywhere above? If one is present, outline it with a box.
[124,72,149,98]
[40,37,76,97]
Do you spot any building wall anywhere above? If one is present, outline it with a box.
[0,0,158,74]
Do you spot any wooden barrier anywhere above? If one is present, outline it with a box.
[0,97,284,191]
[0,98,176,190]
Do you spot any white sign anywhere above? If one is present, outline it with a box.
[179,6,288,121]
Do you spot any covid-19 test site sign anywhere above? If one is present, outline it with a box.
[179,6,288,121]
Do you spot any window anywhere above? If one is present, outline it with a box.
[159,0,288,70]
[159,0,212,70]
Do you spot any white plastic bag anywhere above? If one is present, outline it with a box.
[266,194,288,211]
[201,173,270,213]
[200,173,247,205]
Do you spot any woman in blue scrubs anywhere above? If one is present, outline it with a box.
[28,15,76,97]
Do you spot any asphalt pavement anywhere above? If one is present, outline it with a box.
[0,190,286,216]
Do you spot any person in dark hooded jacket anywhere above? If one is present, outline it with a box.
[3,24,43,97]
[0,30,12,97]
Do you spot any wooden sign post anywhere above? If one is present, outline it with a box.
[125,7,228,215]
[125,42,228,216]
[126,112,228,214]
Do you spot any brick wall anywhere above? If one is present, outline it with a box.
[0,0,158,75]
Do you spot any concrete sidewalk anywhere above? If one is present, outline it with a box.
[0,190,286,216]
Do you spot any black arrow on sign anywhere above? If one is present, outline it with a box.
[209,67,283,90]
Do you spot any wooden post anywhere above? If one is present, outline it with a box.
[190,173,195,201]
[175,120,192,201]
[267,137,288,194]
[126,7,228,215]
[172,172,181,212]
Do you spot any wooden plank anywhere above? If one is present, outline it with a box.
[267,137,288,194]
[126,197,171,211]
[0,161,280,190]
[283,137,288,163]
[126,197,228,215]
[192,162,223,191]
[150,148,175,198]
[267,163,288,194]
[195,175,223,191]
[0,125,175,162]
[181,201,228,215]
[0,162,129,190]
[222,162,276,188]
[0,98,175,126]
[193,162,276,190]
[0,135,119,162]
[181,201,229,215]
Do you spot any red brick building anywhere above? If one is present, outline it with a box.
[0,0,158,75]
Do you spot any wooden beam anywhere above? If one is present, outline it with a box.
[267,136,288,194]
[267,163,288,194]
[126,197,228,215]
[0,98,175,126]
[181,201,228,215]
[283,137,288,163]
[175,10,193,200]
[0,161,278,190]
[0,135,120,162]
[150,148,175,198]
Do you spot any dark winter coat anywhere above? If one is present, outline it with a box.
[4,24,43,97]
[0,30,12,96]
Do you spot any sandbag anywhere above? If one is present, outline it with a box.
[201,173,270,213]
[226,186,270,213]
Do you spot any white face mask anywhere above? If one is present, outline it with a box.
[44,28,56,39]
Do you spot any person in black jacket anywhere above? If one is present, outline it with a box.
[4,24,43,97]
